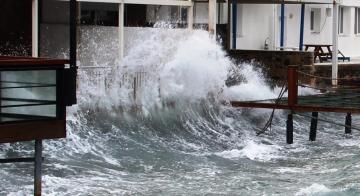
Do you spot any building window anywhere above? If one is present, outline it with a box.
[356,7,360,34]
[0,0,32,56]
[310,8,321,33]
[338,6,344,34]
[80,3,119,27]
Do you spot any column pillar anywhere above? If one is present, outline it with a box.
[32,0,39,57]
[232,0,237,49]
[188,1,194,30]
[119,2,125,60]
[209,0,217,36]
[280,4,285,50]
[332,1,339,86]
[299,4,305,51]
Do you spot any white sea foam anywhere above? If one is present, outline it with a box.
[77,27,277,111]
[216,141,281,161]
[223,64,276,101]
[277,167,305,174]
[295,183,331,196]
[7,191,28,196]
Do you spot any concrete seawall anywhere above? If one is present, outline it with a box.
[228,49,360,86]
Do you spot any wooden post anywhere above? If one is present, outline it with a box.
[287,66,298,107]
[34,140,42,196]
[286,113,294,144]
[309,112,318,141]
[345,112,352,134]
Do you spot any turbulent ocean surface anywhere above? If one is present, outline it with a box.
[1,29,360,195]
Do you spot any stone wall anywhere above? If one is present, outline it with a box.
[228,49,314,86]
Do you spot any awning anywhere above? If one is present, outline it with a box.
[236,0,333,4]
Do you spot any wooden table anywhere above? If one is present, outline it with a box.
[304,44,332,63]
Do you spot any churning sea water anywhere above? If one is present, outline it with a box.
[1,29,360,196]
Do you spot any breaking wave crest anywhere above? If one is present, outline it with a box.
[1,27,360,195]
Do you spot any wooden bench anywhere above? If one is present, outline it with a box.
[304,44,350,63]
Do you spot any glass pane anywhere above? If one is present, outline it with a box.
[80,2,118,26]
[79,3,120,67]
[0,70,57,122]
[0,0,32,56]
[40,0,70,58]
[310,11,314,30]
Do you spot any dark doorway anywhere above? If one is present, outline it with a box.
[0,0,32,56]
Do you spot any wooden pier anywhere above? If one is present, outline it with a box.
[0,56,72,195]
[231,65,360,144]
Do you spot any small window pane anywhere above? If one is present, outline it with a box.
[355,8,357,34]
[310,11,315,30]
[40,0,70,58]
[0,70,57,122]
[310,8,321,33]
[340,7,344,34]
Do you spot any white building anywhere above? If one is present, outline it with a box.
[231,0,360,58]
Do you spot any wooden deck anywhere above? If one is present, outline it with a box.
[230,65,360,144]
[230,66,360,113]
[231,92,360,113]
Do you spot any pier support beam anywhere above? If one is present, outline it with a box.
[345,113,352,134]
[68,0,78,105]
[332,1,339,86]
[34,140,42,196]
[309,112,318,141]
[287,113,294,144]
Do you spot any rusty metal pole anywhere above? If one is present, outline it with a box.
[286,66,298,144]
[287,65,298,107]
[34,140,42,196]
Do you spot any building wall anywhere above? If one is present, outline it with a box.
[284,4,333,49]
[235,4,276,50]
[337,1,360,57]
